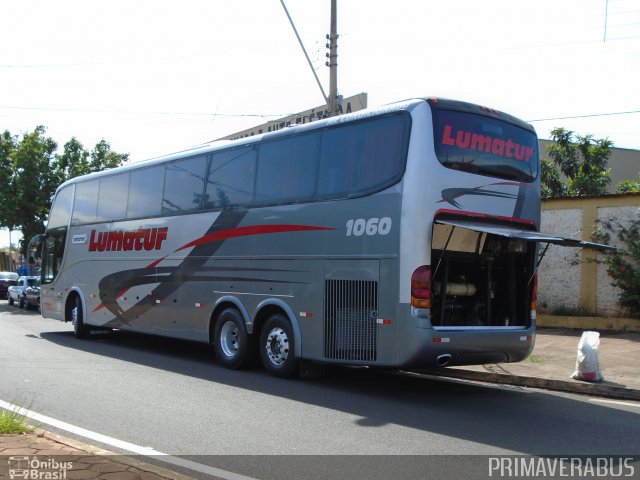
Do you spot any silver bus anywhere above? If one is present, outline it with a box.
[33,97,607,377]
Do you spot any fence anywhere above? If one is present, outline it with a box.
[539,193,640,317]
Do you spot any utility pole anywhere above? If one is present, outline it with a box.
[326,0,339,116]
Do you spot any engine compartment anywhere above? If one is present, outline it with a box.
[430,220,536,328]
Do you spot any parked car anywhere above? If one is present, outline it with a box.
[8,276,39,308]
[0,272,19,299]
[24,279,41,312]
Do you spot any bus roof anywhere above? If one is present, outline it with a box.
[53,96,534,192]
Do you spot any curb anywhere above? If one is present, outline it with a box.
[416,368,640,401]
[537,315,640,332]
[36,428,193,480]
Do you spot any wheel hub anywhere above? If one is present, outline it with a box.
[265,327,289,366]
[220,320,240,358]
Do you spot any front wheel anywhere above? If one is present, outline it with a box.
[259,314,298,378]
[8,296,14,306]
[71,296,89,339]
[18,295,25,309]
[213,308,256,369]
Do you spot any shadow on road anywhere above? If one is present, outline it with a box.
[22,318,636,457]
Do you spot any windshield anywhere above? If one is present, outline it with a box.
[433,109,538,182]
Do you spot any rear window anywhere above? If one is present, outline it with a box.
[433,110,538,182]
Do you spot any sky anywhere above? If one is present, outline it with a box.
[1,0,639,248]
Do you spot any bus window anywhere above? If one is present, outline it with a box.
[127,166,164,219]
[162,156,208,214]
[353,114,410,193]
[47,185,73,228]
[71,180,99,225]
[317,125,358,198]
[205,147,256,209]
[255,134,318,205]
[433,110,538,182]
[97,173,129,222]
[42,227,66,284]
[317,113,410,199]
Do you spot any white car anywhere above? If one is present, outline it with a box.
[8,276,40,309]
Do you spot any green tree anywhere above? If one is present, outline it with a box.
[11,126,59,252]
[542,127,613,197]
[616,174,640,194]
[0,131,19,234]
[1,127,128,255]
[89,139,128,171]
[540,158,565,197]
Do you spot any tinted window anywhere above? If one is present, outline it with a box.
[205,147,256,209]
[317,113,410,199]
[48,185,74,228]
[433,110,538,182]
[71,180,99,225]
[255,134,318,205]
[42,228,65,284]
[163,156,207,213]
[128,166,164,218]
[97,173,129,221]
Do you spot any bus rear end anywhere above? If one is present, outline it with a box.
[402,98,541,368]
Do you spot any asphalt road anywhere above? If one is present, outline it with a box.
[1,301,639,479]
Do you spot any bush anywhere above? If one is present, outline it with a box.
[593,211,640,317]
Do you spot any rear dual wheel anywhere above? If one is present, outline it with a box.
[259,314,298,378]
[213,309,299,378]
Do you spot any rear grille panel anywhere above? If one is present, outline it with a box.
[324,279,378,362]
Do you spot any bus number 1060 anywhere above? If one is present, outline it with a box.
[346,217,392,237]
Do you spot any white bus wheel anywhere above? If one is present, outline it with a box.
[260,314,298,378]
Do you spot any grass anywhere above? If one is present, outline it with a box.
[528,355,545,363]
[0,407,32,434]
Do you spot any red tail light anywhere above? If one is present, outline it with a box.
[411,265,431,309]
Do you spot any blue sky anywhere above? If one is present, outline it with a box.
[1,0,639,247]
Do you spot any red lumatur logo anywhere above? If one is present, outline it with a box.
[442,124,535,162]
[89,227,168,252]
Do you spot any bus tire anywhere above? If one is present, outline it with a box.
[259,314,298,378]
[71,296,89,339]
[213,308,255,370]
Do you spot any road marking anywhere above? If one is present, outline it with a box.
[589,398,640,408]
[0,399,258,480]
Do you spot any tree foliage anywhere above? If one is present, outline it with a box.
[0,126,128,254]
[615,174,640,194]
[542,127,613,197]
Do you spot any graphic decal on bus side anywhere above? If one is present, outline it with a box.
[438,182,520,209]
[438,182,539,224]
[94,210,335,326]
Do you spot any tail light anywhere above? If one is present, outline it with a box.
[530,273,538,319]
[411,265,431,309]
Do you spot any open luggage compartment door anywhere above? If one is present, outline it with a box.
[430,218,614,329]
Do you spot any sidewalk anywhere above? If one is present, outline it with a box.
[1,328,638,480]
[0,429,193,480]
[420,328,640,401]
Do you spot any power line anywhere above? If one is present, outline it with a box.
[528,110,640,122]
[0,105,289,119]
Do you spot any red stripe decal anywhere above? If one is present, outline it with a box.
[146,224,334,269]
[176,224,335,252]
